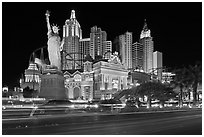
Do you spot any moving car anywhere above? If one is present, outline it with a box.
[2,100,14,110]
[31,99,75,115]
[2,100,26,109]
[98,99,126,112]
[86,100,100,111]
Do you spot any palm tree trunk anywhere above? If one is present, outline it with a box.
[135,97,139,108]
[179,87,183,107]
[147,96,151,109]
[192,82,198,106]
[188,89,191,107]
[160,100,165,108]
[197,93,200,102]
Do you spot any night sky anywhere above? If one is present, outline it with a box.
[2,2,202,88]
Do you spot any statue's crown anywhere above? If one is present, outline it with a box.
[52,24,60,32]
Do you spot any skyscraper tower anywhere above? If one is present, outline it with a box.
[62,10,83,70]
[132,42,143,70]
[90,26,107,60]
[140,19,154,73]
[104,41,112,59]
[79,38,90,58]
[119,31,132,70]
[153,51,163,80]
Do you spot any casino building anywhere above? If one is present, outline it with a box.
[62,52,128,101]
[93,52,129,100]
[20,10,130,101]
[60,10,128,101]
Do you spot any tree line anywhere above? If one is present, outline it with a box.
[115,61,202,108]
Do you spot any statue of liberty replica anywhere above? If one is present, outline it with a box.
[38,10,67,100]
[46,10,64,70]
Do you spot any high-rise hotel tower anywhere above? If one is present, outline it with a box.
[62,10,83,70]
[132,42,143,70]
[79,38,90,58]
[139,19,154,73]
[104,41,112,59]
[119,32,133,70]
[153,51,163,80]
[90,26,107,60]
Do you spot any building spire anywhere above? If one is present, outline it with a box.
[143,19,148,31]
[140,19,151,39]
[70,10,76,19]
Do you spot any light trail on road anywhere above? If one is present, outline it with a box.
[2,109,202,135]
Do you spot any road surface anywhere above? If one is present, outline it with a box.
[2,109,202,135]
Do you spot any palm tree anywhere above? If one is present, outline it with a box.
[129,86,141,107]
[113,87,141,107]
[154,83,175,108]
[187,61,202,106]
[137,81,166,108]
[172,67,189,107]
[183,79,193,107]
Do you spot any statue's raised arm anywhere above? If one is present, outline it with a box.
[45,10,52,38]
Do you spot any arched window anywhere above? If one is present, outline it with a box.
[74,74,81,81]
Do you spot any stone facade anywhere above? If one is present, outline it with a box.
[20,63,41,91]
[93,52,129,100]
[63,61,94,101]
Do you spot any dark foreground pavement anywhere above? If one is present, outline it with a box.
[2,109,202,135]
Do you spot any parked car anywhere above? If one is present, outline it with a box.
[31,99,75,115]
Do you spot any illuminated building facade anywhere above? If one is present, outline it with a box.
[140,19,154,73]
[132,42,143,70]
[104,41,112,59]
[119,31,133,70]
[153,51,163,80]
[90,26,107,59]
[20,63,41,91]
[2,86,8,93]
[127,70,150,88]
[63,57,94,101]
[62,10,83,70]
[79,38,90,58]
[162,72,175,83]
[93,52,129,100]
